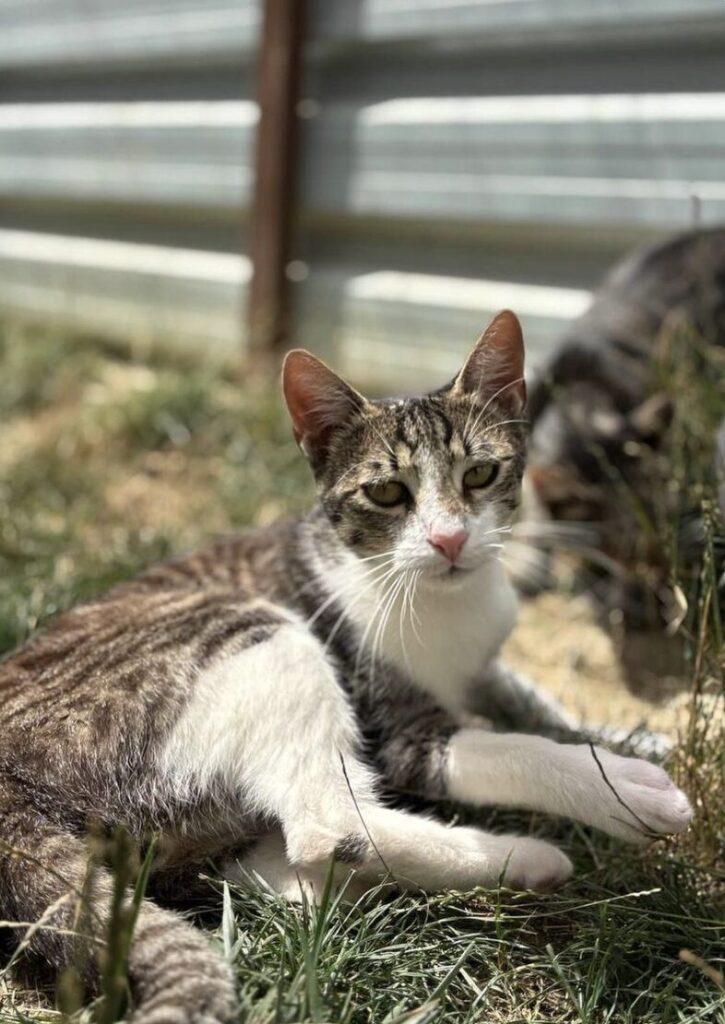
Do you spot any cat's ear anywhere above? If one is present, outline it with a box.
[283,349,367,459]
[627,393,673,446]
[453,310,526,414]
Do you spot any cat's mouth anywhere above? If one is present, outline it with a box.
[428,555,495,582]
[424,563,476,585]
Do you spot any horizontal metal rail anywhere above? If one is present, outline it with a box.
[1,0,723,386]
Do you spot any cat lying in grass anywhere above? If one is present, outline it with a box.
[521,228,725,625]
[0,312,692,1024]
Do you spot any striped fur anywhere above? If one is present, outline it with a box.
[0,312,692,1022]
[521,228,725,621]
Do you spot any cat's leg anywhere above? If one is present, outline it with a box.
[445,730,692,844]
[223,831,370,903]
[159,611,377,865]
[476,660,673,759]
[473,659,577,735]
[224,832,322,901]
[372,690,691,845]
[226,821,571,898]
[322,811,573,893]
[159,617,570,893]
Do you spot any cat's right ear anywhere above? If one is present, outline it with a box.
[452,310,526,415]
[282,349,367,460]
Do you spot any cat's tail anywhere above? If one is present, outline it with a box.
[0,781,237,1024]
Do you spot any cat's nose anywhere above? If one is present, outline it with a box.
[427,527,469,564]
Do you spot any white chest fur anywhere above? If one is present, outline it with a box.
[323,555,518,713]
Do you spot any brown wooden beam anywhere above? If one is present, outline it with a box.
[247,0,305,358]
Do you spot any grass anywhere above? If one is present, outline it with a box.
[0,319,723,1024]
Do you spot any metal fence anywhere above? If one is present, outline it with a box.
[2,0,725,387]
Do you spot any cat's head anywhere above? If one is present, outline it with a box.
[526,387,673,525]
[513,385,675,613]
[283,310,527,582]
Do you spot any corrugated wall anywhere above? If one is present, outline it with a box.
[2,0,725,386]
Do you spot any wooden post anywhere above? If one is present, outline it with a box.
[247,0,305,358]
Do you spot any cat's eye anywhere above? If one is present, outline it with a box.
[364,481,409,508]
[463,463,499,490]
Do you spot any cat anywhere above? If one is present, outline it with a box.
[519,228,725,618]
[0,311,692,1024]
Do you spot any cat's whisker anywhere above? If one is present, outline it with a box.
[306,558,398,628]
[295,551,398,618]
[477,375,526,419]
[483,418,529,431]
[322,564,401,657]
[480,525,513,538]
[408,569,425,646]
[322,560,399,615]
[398,570,417,670]
[353,549,399,564]
[402,568,418,627]
[512,519,597,542]
[370,574,406,681]
[464,377,525,443]
[365,579,397,679]
[465,416,530,450]
[462,390,485,443]
[352,567,404,678]
[410,569,423,627]
[366,570,404,679]
[462,395,475,440]
[401,566,424,656]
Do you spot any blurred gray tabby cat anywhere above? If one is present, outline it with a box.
[520,228,725,618]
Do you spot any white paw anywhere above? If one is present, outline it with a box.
[488,834,573,893]
[578,747,693,844]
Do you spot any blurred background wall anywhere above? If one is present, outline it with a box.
[1,0,725,389]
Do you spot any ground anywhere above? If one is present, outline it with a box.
[0,322,722,1024]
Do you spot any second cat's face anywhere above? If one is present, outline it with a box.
[283,311,528,582]
[316,392,525,579]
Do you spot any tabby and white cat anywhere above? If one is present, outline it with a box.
[0,312,692,1024]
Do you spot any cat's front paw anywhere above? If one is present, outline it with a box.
[581,747,693,844]
[492,835,573,892]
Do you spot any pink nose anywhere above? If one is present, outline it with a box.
[427,527,469,564]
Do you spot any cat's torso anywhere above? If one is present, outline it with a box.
[520,228,725,614]
[529,226,725,421]
[0,511,516,861]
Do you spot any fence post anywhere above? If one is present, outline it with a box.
[247,0,305,361]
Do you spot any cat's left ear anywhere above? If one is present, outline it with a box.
[283,349,368,460]
[452,310,526,415]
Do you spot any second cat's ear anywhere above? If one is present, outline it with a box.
[453,310,526,415]
[282,349,367,460]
